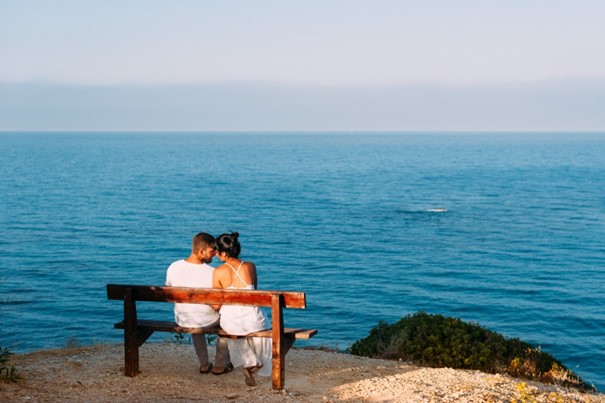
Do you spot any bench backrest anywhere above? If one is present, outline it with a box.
[106,284,307,309]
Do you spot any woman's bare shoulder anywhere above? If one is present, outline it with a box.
[213,264,230,274]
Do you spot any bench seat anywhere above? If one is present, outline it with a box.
[113,319,318,339]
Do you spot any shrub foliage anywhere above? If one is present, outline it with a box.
[1,346,20,382]
[348,312,589,390]
[1,278,20,382]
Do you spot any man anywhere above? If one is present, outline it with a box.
[166,232,232,374]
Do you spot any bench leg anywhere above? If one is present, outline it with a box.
[271,294,285,390]
[124,288,140,377]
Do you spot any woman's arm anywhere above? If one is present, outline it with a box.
[249,262,258,290]
[211,267,225,311]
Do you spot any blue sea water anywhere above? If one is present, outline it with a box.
[1,131,604,390]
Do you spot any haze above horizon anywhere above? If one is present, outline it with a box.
[2,1,605,131]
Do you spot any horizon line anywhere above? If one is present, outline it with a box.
[2,130,605,134]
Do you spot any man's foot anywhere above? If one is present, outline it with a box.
[199,363,212,374]
[211,363,234,375]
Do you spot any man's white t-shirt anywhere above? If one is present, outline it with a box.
[165,259,220,327]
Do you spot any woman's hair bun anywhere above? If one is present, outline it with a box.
[216,231,242,258]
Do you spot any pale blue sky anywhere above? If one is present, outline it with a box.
[1,1,605,130]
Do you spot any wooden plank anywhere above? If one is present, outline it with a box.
[284,329,318,339]
[107,284,306,309]
[113,320,318,339]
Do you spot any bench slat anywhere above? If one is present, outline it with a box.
[113,320,318,339]
[107,284,306,309]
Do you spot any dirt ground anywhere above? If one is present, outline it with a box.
[1,343,603,402]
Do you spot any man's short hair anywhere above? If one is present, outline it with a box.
[192,232,216,252]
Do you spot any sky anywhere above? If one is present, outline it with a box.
[1,0,605,131]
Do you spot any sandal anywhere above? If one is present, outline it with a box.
[212,363,234,375]
[199,363,213,374]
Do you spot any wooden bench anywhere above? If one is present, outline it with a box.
[106,284,317,389]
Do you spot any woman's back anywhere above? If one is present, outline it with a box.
[216,259,268,335]
[216,260,257,290]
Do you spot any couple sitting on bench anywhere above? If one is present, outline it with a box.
[166,231,291,387]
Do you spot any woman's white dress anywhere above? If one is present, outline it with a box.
[219,261,272,376]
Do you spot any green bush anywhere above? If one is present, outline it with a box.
[1,278,20,382]
[0,346,20,382]
[348,312,589,390]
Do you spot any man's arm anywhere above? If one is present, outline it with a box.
[165,266,172,286]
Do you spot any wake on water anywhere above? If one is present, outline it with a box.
[425,207,448,213]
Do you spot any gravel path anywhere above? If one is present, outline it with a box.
[1,343,602,402]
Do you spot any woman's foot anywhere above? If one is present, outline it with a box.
[242,365,263,386]
[242,367,256,386]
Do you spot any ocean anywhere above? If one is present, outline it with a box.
[0,131,603,390]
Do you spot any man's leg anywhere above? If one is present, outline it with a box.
[192,334,210,372]
[212,336,231,373]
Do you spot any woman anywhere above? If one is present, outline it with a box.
[212,232,272,386]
